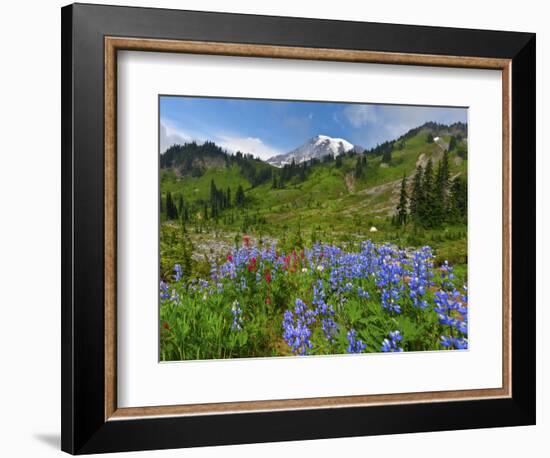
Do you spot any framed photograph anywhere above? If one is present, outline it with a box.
[61,3,536,454]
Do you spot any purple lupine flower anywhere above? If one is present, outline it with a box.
[357,287,370,299]
[231,300,243,331]
[407,246,434,309]
[440,260,456,290]
[437,284,468,350]
[375,250,405,314]
[312,280,338,341]
[282,298,316,355]
[159,280,170,300]
[381,330,403,352]
[173,264,182,282]
[346,328,366,353]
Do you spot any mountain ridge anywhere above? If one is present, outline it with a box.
[267,134,359,167]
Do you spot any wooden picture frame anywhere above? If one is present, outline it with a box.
[62,3,535,454]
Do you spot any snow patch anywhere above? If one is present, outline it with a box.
[268,134,356,167]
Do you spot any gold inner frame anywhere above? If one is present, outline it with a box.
[104,37,512,421]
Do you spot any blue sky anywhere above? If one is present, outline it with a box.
[160,96,467,160]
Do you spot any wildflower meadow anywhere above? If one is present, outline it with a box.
[158,96,469,361]
[160,237,468,360]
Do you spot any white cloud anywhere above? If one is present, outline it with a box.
[341,104,467,148]
[343,105,379,127]
[160,121,195,153]
[159,119,283,160]
[217,135,283,160]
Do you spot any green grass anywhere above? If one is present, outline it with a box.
[161,164,250,200]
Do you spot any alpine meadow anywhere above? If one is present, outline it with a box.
[159,96,468,361]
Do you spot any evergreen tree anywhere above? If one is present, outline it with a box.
[396,175,408,226]
[433,161,445,226]
[165,191,178,220]
[448,176,467,223]
[299,163,306,181]
[210,179,216,201]
[210,179,218,218]
[426,133,434,144]
[226,187,231,208]
[172,195,178,220]
[177,194,184,217]
[437,150,451,221]
[165,192,171,219]
[335,155,343,168]
[448,136,457,152]
[235,185,245,207]
[421,159,435,227]
[409,165,424,222]
[381,149,392,164]
[355,156,364,179]
[440,150,450,187]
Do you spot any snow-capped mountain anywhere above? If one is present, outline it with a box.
[267,135,358,167]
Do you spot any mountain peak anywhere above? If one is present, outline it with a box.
[268,134,356,167]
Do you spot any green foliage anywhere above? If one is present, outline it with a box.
[161,141,228,177]
[381,149,392,164]
[160,241,467,360]
[420,159,436,226]
[354,156,364,179]
[432,151,449,224]
[448,135,457,151]
[409,165,423,223]
[235,184,245,207]
[159,122,469,315]
[161,141,273,187]
[159,224,194,279]
[396,175,408,226]
[448,176,468,223]
[165,191,178,220]
[403,150,465,230]
[364,139,394,158]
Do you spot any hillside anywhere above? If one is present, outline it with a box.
[159,122,468,277]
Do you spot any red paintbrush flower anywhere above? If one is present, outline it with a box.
[264,269,272,284]
[247,257,257,272]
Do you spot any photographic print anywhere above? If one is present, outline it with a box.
[159,96,468,361]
